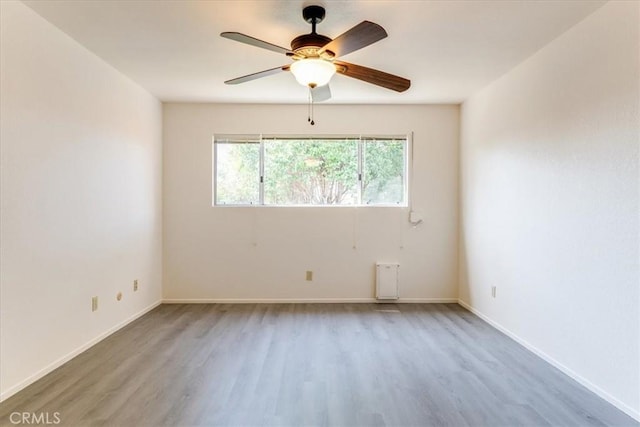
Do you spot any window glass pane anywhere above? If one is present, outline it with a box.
[264,138,358,205]
[362,139,405,205]
[215,142,260,205]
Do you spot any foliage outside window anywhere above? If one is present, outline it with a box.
[213,135,408,206]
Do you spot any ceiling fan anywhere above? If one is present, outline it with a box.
[221,5,411,109]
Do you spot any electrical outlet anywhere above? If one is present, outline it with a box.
[491,286,497,298]
[133,279,138,292]
[305,271,313,281]
[92,296,98,312]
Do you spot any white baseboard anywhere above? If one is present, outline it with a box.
[162,298,459,304]
[457,299,640,422]
[0,300,162,403]
[397,298,459,303]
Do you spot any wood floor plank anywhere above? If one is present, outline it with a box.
[0,303,637,427]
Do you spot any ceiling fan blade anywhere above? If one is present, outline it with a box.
[334,60,410,92]
[318,21,387,58]
[221,32,293,55]
[224,65,290,85]
[311,84,332,102]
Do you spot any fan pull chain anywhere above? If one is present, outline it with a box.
[308,88,311,123]
[307,87,315,125]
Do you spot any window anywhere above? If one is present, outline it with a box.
[214,136,261,205]
[213,135,408,206]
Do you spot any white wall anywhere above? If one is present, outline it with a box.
[163,104,459,302]
[0,1,163,400]
[460,1,639,418]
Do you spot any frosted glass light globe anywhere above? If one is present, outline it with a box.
[290,59,336,88]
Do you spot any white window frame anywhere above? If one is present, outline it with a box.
[213,134,411,207]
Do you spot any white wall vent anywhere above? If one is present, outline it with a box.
[376,263,399,300]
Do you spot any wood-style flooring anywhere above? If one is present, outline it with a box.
[0,303,637,426]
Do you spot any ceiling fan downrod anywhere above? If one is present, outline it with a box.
[303,5,325,34]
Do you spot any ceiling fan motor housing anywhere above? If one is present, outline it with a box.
[291,33,333,58]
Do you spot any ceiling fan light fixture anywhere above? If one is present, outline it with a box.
[290,59,336,88]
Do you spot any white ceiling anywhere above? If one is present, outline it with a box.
[23,0,605,104]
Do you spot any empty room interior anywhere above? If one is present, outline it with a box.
[0,0,638,426]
